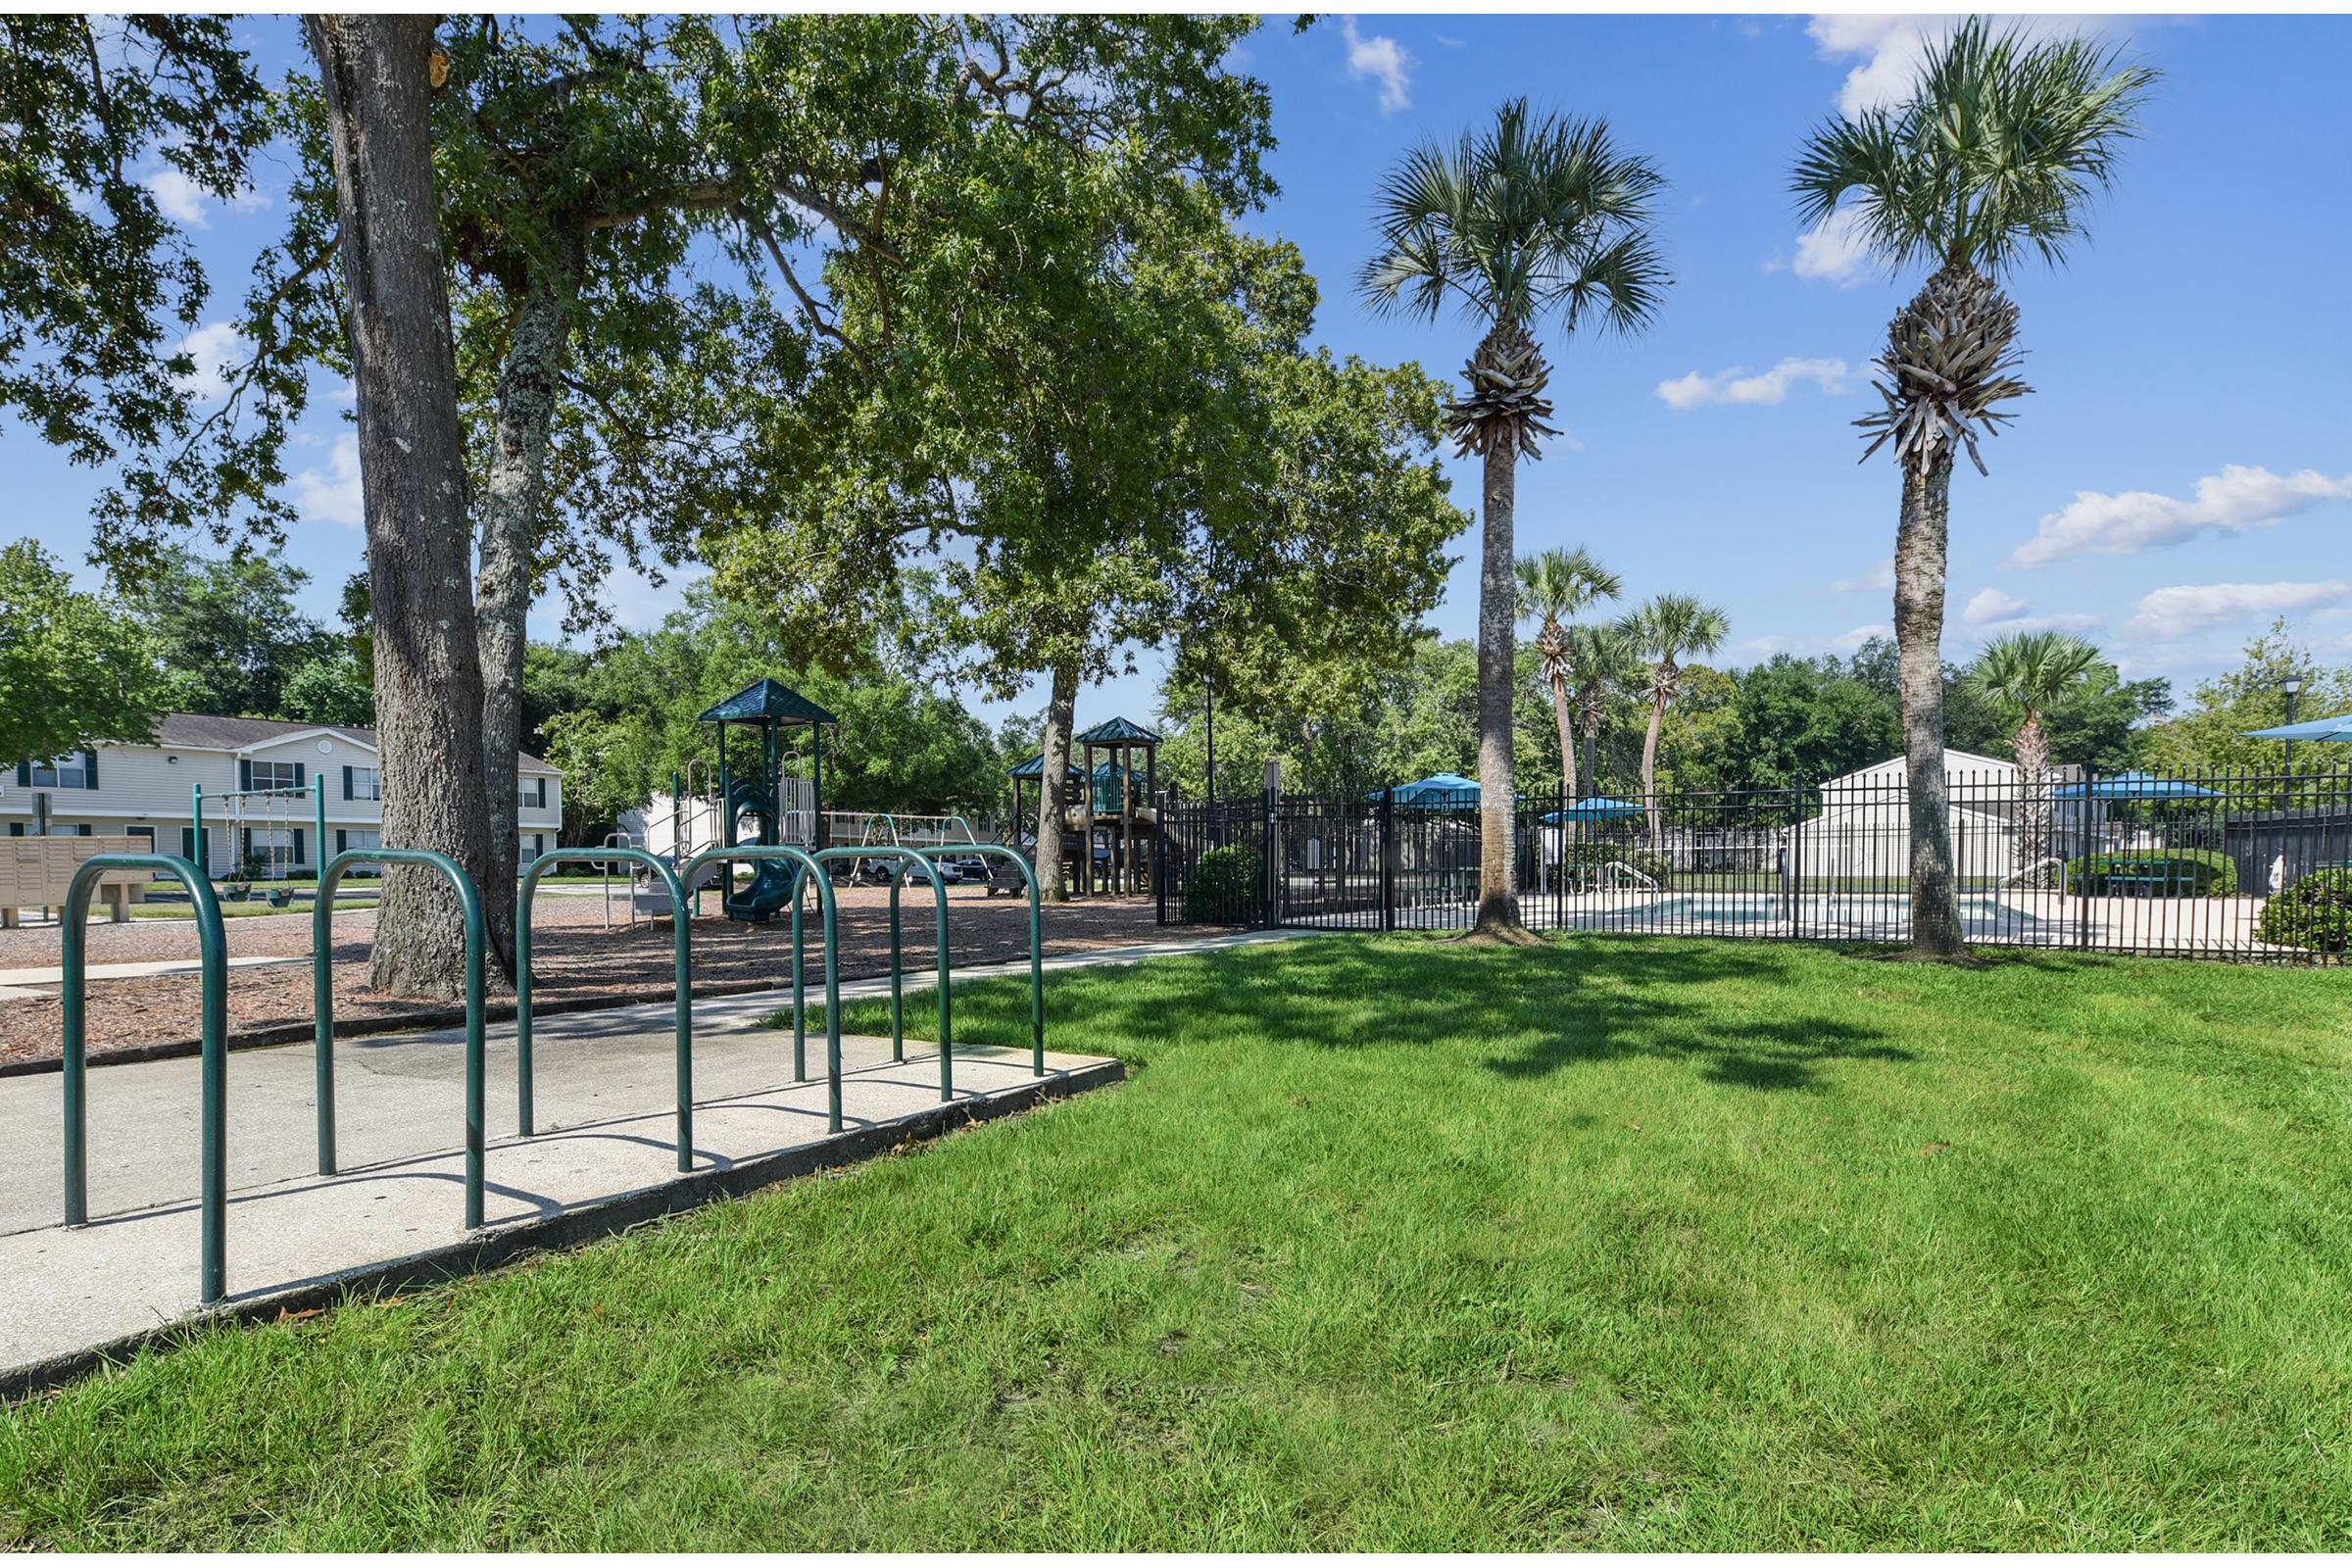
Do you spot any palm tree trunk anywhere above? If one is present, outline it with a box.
[1473,432,1522,935]
[1641,686,1665,845]
[1581,697,1602,798]
[2015,714,2052,888]
[1895,450,1964,956]
[1548,671,1578,801]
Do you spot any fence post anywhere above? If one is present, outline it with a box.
[1153,794,1167,927]
[1380,786,1397,932]
[2075,764,2095,951]
[1261,760,1281,930]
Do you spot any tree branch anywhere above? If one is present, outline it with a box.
[734,203,872,370]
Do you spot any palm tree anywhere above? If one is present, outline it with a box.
[1971,629,2101,887]
[1563,619,1642,794]
[1516,546,1621,803]
[1363,101,1669,936]
[1620,594,1728,843]
[1790,19,2155,957]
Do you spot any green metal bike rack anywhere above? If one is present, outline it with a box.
[962,844,1047,1076]
[61,854,229,1304]
[516,848,693,1168]
[807,846,953,1101]
[314,848,489,1229]
[681,843,844,1132]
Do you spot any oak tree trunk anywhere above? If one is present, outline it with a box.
[474,241,584,978]
[308,14,498,1001]
[1895,450,1964,956]
[1035,660,1077,904]
[1474,434,1522,934]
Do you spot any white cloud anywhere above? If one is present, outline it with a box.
[1828,558,1894,594]
[289,432,364,528]
[170,321,246,402]
[1733,622,1889,662]
[2009,465,2352,567]
[1807,14,1946,119]
[1340,17,1410,115]
[1790,207,1874,286]
[145,169,211,227]
[1656,356,1851,411]
[1956,588,2104,638]
[1962,588,2029,626]
[2127,580,2351,641]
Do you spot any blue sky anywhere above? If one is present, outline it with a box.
[13,13,2352,736]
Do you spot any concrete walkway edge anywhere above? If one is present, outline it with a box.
[4,1058,1124,1400]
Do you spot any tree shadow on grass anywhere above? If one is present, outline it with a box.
[1024,934,1912,1096]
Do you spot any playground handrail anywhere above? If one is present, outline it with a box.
[61,854,230,1304]
[680,843,845,1132]
[314,848,489,1230]
[804,846,954,1101]
[517,848,693,1168]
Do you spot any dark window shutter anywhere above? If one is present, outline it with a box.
[75,824,90,836]
[181,828,194,858]
[343,765,353,801]
[336,828,346,855]
[239,759,252,791]
[15,762,27,787]
[7,822,20,836]
[294,762,306,788]
[535,777,547,808]
[82,751,97,789]
[292,828,305,866]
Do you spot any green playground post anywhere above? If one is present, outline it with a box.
[516,848,695,1168]
[684,844,842,1132]
[315,848,488,1229]
[62,854,228,1303]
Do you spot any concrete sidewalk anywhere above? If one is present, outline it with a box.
[0,926,1298,1389]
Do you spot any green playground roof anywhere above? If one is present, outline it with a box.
[1006,752,1085,780]
[697,678,837,726]
[1075,715,1162,745]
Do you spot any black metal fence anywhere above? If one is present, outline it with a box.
[1155,763,2352,963]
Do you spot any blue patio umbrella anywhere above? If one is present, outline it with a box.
[2243,711,2352,744]
[1541,795,1644,822]
[1373,771,1481,807]
[2051,771,2221,800]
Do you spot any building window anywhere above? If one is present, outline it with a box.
[517,776,547,809]
[27,755,94,789]
[347,765,382,801]
[243,827,296,877]
[249,760,302,792]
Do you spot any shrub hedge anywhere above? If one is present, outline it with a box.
[2063,848,2237,899]
[2256,867,2352,954]
[1182,843,1263,925]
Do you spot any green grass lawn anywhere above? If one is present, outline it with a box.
[129,897,380,920]
[5,935,2350,1548]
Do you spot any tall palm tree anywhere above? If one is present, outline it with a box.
[1971,629,2101,886]
[1516,545,1621,802]
[1563,619,1642,794]
[1363,101,1668,936]
[1620,594,1728,843]
[1791,19,2155,956]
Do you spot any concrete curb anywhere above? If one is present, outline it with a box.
[1,1056,1126,1401]
[0,927,1270,1081]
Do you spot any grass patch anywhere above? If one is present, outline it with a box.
[4,934,2350,1547]
[130,898,379,920]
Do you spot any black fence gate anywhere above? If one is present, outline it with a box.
[1155,764,2352,963]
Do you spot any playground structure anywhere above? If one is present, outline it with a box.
[53,817,1050,1307]
[679,678,839,923]
[1005,715,1161,898]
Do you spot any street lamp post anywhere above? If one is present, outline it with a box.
[2281,675,2304,779]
